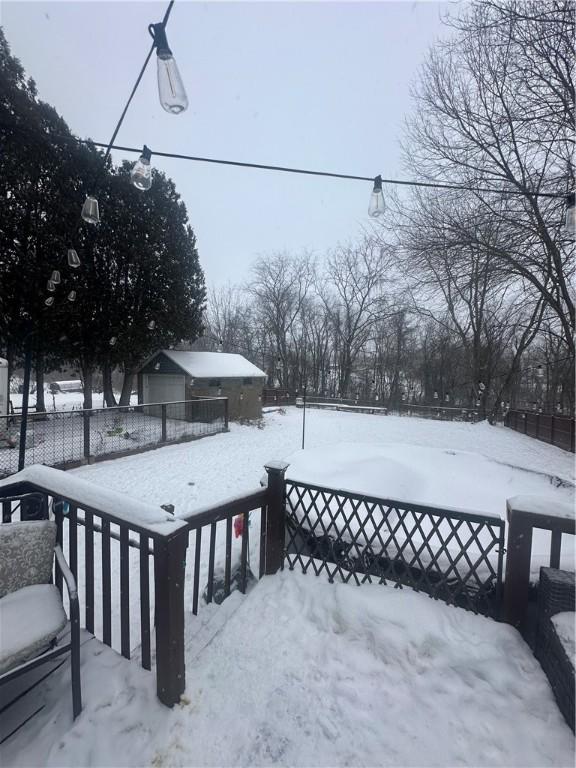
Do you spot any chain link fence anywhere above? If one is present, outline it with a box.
[0,398,228,478]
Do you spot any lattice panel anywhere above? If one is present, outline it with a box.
[284,481,505,617]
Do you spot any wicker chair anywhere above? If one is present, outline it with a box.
[0,520,81,719]
[535,567,575,733]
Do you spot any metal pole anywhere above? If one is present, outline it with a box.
[18,337,33,471]
[302,384,307,450]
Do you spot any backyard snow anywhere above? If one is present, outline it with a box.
[71,407,574,574]
[2,570,574,767]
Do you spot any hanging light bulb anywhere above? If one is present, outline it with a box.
[445,393,450,402]
[81,196,100,224]
[476,398,481,407]
[147,320,156,330]
[67,290,77,302]
[131,146,153,191]
[433,391,438,400]
[67,249,81,268]
[478,381,486,392]
[45,296,54,306]
[47,280,56,292]
[536,364,544,379]
[51,270,61,284]
[368,175,385,218]
[149,23,188,114]
[109,336,118,346]
[564,192,575,238]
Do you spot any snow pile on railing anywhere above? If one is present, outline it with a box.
[0,465,186,536]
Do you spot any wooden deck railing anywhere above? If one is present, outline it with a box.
[0,465,190,707]
[0,462,289,709]
[503,496,575,633]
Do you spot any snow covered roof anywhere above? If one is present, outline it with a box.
[151,351,266,379]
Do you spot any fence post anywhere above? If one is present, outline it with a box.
[550,414,555,447]
[83,410,91,462]
[224,398,229,431]
[264,460,290,575]
[161,404,167,443]
[153,525,189,707]
[503,503,533,630]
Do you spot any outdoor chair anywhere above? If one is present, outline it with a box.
[0,519,82,719]
[535,567,575,733]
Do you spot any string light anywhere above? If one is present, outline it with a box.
[47,280,56,292]
[564,192,575,237]
[51,270,61,284]
[81,195,100,225]
[368,175,385,218]
[67,291,77,302]
[131,145,153,190]
[147,319,156,330]
[67,249,81,268]
[45,296,54,307]
[148,22,188,114]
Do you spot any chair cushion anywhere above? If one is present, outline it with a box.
[0,584,67,675]
[0,521,56,598]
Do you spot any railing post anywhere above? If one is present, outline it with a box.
[153,525,188,707]
[264,461,290,575]
[503,503,534,630]
[83,410,91,461]
[161,404,167,443]
[224,397,229,431]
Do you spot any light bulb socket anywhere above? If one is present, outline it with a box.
[149,23,172,57]
[373,175,383,192]
[141,145,152,163]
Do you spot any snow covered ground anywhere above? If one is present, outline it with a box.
[2,570,574,767]
[71,407,574,576]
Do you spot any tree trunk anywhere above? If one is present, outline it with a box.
[35,354,46,414]
[119,369,134,406]
[82,365,93,410]
[102,361,117,407]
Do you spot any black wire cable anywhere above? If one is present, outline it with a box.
[101,0,175,164]
[79,140,566,200]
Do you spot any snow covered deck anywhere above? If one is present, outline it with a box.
[2,571,574,767]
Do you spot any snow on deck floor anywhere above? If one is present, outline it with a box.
[2,570,574,767]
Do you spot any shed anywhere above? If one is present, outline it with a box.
[136,350,267,421]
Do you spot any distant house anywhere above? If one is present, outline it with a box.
[136,350,267,421]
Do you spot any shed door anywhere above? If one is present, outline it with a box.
[146,374,185,405]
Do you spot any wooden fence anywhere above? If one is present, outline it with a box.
[505,410,575,453]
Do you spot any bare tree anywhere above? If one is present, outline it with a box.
[405,0,575,353]
[320,237,394,397]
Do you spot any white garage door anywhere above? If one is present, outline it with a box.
[146,374,185,405]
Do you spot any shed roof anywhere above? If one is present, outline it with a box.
[149,350,266,379]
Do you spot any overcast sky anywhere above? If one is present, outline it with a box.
[2,0,451,289]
